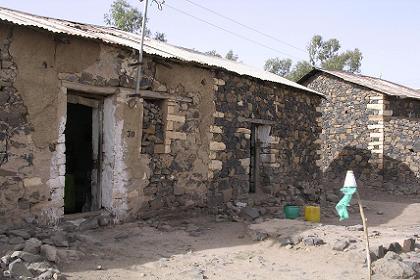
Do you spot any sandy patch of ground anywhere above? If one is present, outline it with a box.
[59,196,420,280]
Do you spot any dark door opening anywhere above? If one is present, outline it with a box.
[249,124,258,193]
[65,103,93,214]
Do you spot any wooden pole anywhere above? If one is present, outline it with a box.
[356,191,372,280]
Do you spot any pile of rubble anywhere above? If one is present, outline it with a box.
[0,215,109,279]
[216,199,286,224]
[247,217,420,279]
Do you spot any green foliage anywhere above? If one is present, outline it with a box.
[104,0,166,40]
[104,0,145,33]
[205,50,222,57]
[308,35,340,66]
[264,34,363,81]
[154,32,167,42]
[264,58,292,77]
[205,49,239,61]
[321,48,363,72]
[286,61,313,81]
[264,59,312,81]
[225,50,239,61]
[308,35,363,72]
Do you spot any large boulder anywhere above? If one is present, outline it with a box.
[239,207,260,221]
[373,252,416,279]
[24,237,43,254]
[57,249,85,264]
[8,229,31,240]
[78,218,99,231]
[371,245,386,259]
[51,231,69,247]
[40,244,57,262]
[27,261,55,275]
[402,238,416,253]
[303,237,324,246]
[333,240,349,251]
[9,259,33,278]
[388,242,402,254]
[8,236,24,245]
[11,251,42,263]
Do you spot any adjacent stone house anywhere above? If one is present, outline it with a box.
[0,7,324,225]
[299,69,420,196]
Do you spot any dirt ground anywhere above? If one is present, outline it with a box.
[58,194,420,280]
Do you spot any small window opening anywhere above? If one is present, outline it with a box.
[141,99,164,154]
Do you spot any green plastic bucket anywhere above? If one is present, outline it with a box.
[284,205,300,219]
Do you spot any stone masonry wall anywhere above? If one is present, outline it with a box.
[0,22,215,225]
[301,73,384,197]
[1,22,323,225]
[0,24,38,225]
[383,97,420,194]
[0,23,145,224]
[209,71,322,205]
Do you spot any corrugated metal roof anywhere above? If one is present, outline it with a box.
[300,68,420,100]
[0,6,324,98]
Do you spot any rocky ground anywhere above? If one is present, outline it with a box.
[1,193,420,280]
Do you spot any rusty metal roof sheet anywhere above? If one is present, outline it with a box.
[0,6,324,98]
[300,68,420,100]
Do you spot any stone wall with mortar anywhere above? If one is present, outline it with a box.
[0,22,214,225]
[302,72,420,197]
[0,22,323,226]
[0,23,148,225]
[301,73,385,197]
[0,23,35,224]
[209,71,322,205]
[383,97,420,194]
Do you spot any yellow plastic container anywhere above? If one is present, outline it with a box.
[304,205,321,223]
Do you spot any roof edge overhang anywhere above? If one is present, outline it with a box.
[0,6,325,99]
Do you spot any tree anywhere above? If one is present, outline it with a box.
[205,49,240,61]
[307,35,362,72]
[286,61,313,81]
[264,58,292,77]
[225,50,239,61]
[104,0,166,40]
[104,0,146,33]
[154,32,167,42]
[205,50,222,58]
[264,34,363,81]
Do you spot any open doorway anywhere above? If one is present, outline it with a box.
[65,94,102,214]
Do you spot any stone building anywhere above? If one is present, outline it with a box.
[299,69,420,196]
[0,7,324,226]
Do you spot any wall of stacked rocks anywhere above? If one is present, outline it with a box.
[383,97,420,194]
[0,24,38,225]
[0,22,324,226]
[209,71,322,205]
[0,22,216,225]
[301,73,385,196]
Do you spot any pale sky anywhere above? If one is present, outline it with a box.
[1,0,419,88]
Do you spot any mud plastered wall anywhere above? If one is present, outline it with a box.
[0,24,36,225]
[1,22,323,225]
[0,23,146,224]
[383,97,420,194]
[209,71,322,205]
[302,73,384,196]
[0,22,216,224]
